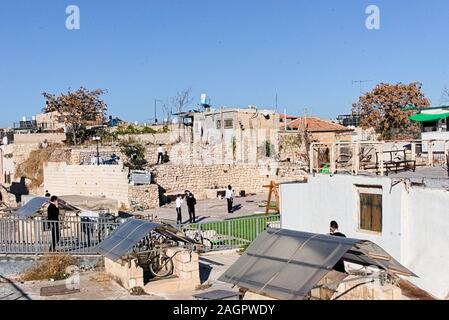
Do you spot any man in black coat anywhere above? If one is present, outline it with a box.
[47,196,60,252]
[329,220,346,273]
[186,192,197,224]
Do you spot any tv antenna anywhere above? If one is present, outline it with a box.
[352,80,373,94]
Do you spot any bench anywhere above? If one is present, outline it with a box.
[375,149,416,176]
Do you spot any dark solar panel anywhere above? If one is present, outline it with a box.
[219,228,415,300]
[15,197,49,218]
[97,219,161,261]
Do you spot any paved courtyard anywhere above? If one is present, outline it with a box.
[145,193,269,224]
[0,251,241,300]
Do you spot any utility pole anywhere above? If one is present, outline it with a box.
[352,80,373,94]
[154,99,163,124]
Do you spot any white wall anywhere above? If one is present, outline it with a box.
[280,174,449,299]
[406,187,449,299]
[44,162,130,208]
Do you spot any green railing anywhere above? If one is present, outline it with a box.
[180,214,281,251]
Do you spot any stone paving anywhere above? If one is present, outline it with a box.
[0,251,242,300]
[145,193,269,224]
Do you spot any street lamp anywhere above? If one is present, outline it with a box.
[92,136,101,166]
[154,99,163,125]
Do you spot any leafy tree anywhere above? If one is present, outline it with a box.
[42,87,108,145]
[352,82,430,140]
[120,142,147,170]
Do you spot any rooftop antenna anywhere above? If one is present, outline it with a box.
[352,80,373,94]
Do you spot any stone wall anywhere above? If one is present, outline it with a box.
[70,146,122,165]
[44,162,130,208]
[13,133,66,144]
[128,185,160,209]
[104,257,144,290]
[152,163,307,198]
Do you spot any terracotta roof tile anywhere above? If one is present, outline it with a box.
[285,117,353,132]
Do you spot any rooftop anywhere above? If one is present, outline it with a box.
[387,167,449,189]
[286,117,354,132]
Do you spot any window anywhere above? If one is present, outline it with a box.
[357,186,382,233]
[216,120,221,129]
[224,119,233,129]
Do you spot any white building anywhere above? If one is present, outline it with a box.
[279,168,449,299]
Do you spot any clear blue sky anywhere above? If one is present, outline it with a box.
[1,0,449,127]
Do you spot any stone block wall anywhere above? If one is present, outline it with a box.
[44,162,130,208]
[13,133,66,144]
[166,247,200,283]
[70,146,122,165]
[152,163,307,198]
[128,185,160,209]
[104,257,144,290]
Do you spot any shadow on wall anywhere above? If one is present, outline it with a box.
[158,185,169,205]
[9,177,29,203]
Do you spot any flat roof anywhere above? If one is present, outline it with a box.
[387,167,449,189]
[312,167,449,190]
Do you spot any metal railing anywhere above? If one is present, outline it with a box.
[0,216,119,255]
[0,214,281,255]
[179,214,281,251]
[309,140,449,176]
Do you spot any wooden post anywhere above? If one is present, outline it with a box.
[330,143,336,174]
[428,141,433,167]
[411,142,416,161]
[263,181,280,216]
[354,142,360,175]
[444,141,449,163]
[379,143,385,177]
[309,145,314,174]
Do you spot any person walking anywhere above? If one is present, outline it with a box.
[226,185,234,214]
[329,221,346,273]
[175,194,183,225]
[186,192,197,223]
[47,196,60,252]
[45,190,51,197]
[157,144,165,164]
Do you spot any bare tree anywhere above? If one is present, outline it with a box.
[171,88,194,138]
[172,88,194,115]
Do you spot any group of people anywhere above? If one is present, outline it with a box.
[175,191,197,225]
[175,185,235,225]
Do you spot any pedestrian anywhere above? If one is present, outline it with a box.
[47,196,60,252]
[186,192,197,223]
[157,144,165,164]
[175,194,183,225]
[329,220,346,273]
[45,190,51,197]
[226,185,234,214]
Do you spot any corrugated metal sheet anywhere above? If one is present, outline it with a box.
[218,228,415,300]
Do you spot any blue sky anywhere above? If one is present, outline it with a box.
[1,0,449,127]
